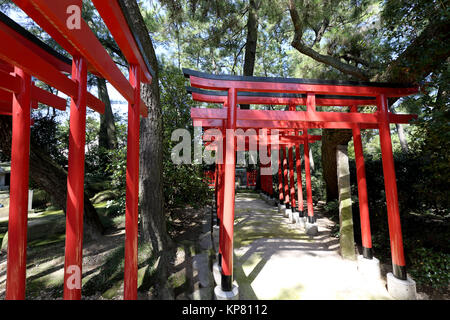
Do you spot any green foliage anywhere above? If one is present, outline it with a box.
[104,65,211,214]
[409,248,450,290]
[160,65,212,210]
[406,65,450,212]
[30,111,68,166]
[163,161,211,210]
[324,152,450,290]
[104,145,127,216]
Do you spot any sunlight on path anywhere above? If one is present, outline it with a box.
[233,192,392,300]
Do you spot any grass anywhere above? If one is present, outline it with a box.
[28,233,66,248]
[94,201,126,230]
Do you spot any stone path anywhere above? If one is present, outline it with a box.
[231,192,393,300]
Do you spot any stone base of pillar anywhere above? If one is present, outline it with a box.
[357,255,381,281]
[278,204,286,213]
[289,211,297,224]
[292,211,300,224]
[387,272,417,300]
[212,225,220,252]
[212,261,222,287]
[214,284,239,300]
[297,216,306,229]
[305,222,319,236]
[284,208,292,218]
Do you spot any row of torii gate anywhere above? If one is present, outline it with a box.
[183,68,418,296]
[0,0,152,300]
[0,0,418,300]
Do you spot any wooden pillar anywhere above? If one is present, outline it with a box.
[268,146,273,197]
[218,127,225,267]
[288,145,296,211]
[303,131,314,222]
[377,94,407,280]
[350,105,373,259]
[124,64,141,299]
[295,144,304,215]
[282,146,290,208]
[63,57,88,300]
[277,146,283,203]
[221,88,237,291]
[6,67,31,300]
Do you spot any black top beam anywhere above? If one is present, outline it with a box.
[0,11,72,66]
[183,68,414,88]
[186,86,376,101]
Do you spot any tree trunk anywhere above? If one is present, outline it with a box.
[0,116,104,239]
[240,0,258,110]
[321,129,352,202]
[97,76,117,151]
[119,0,171,299]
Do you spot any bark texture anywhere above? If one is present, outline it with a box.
[97,76,117,151]
[120,0,171,299]
[240,0,258,110]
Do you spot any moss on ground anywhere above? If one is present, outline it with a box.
[27,233,66,248]
[234,212,309,247]
[231,193,312,299]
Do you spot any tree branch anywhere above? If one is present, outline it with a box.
[288,0,303,34]
[288,0,370,81]
[339,53,370,67]
[311,17,329,47]
[291,35,370,80]
[375,16,450,84]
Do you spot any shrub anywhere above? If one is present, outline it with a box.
[409,247,450,290]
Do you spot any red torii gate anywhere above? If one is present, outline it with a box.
[204,130,321,219]
[274,133,321,222]
[184,68,418,295]
[1,1,154,300]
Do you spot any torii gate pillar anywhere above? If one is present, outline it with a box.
[215,88,239,300]
[5,68,31,300]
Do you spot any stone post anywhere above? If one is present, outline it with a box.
[336,145,356,260]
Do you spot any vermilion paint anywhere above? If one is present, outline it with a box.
[350,106,373,258]
[63,57,88,300]
[221,88,237,285]
[6,68,31,300]
[124,64,141,299]
[295,145,304,213]
[377,95,406,278]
